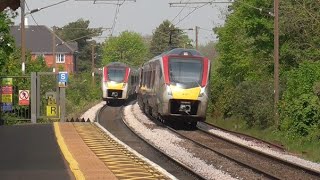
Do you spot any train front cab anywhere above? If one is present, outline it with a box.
[139,49,210,125]
[102,66,130,104]
[159,53,210,124]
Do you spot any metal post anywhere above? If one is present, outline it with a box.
[274,0,280,127]
[31,72,37,123]
[195,26,199,50]
[59,87,65,122]
[91,44,95,87]
[52,26,56,72]
[21,0,26,75]
[36,73,41,118]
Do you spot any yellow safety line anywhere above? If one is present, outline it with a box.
[53,122,85,180]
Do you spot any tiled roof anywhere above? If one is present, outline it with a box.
[10,25,78,54]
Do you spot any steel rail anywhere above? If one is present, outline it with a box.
[199,122,285,151]
[120,101,207,180]
[197,123,320,178]
[166,126,280,179]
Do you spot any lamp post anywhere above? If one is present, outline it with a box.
[274,0,280,127]
[20,0,26,75]
[169,27,193,49]
[195,26,199,50]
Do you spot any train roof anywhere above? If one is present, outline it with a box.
[161,48,203,56]
[106,62,129,68]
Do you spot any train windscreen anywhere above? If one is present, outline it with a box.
[169,58,203,87]
[108,68,125,82]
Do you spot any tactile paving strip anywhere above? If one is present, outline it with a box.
[73,123,169,180]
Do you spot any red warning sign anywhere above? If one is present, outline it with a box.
[19,90,30,106]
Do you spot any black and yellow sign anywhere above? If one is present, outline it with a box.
[1,94,12,103]
[46,106,60,117]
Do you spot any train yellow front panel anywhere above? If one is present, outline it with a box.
[170,85,200,100]
[107,82,123,90]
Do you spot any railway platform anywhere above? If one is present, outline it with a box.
[0,122,173,180]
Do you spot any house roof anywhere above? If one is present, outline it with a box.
[10,25,78,54]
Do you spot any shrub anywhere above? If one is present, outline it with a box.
[279,62,320,138]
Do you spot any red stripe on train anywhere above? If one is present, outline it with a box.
[124,67,130,83]
[103,67,108,82]
[162,56,170,84]
[201,58,209,87]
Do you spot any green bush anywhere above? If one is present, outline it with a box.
[279,62,320,139]
[66,72,102,118]
[211,77,274,128]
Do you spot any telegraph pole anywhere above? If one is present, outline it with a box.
[274,0,280,127]
[20,0,26,75]
[91,44,95,86]
[195,26,199,50]
[52,26,56,72]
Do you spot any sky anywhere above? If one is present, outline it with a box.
[13,0,230,46]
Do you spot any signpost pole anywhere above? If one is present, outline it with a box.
[31,72,37,123]
[60,88,65,122]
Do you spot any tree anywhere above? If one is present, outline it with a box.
[198,41,217,61]
[0,11,15,75]
[210,0,275,127]
[56,19,103,72]
[102,31,147,67]
[150,20,193,56]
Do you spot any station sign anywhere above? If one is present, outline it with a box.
[1,86,13,94]
[58,72,68,88]
[19,90,30,106]
[1,103,12,111]
[46,106,60,117]
[1,94,12,103]
[1,78,13,112]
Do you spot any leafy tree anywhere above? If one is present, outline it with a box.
[279,62,320,139]
[280,1,320,69]
[211,0,320,139]
[198,41,217,61]
[56,19,103,72]
[102,31,147,67]
[150,20,193,56]
[0,11,15,74]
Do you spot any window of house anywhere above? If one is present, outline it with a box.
[56,54,65,63]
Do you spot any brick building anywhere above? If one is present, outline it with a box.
[10,25,78,73]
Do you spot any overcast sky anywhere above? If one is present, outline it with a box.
[13,0,230,45]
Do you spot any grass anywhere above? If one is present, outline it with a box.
[206,117,320,163]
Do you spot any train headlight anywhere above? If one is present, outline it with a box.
[199,87,206,97]
[166,85,172,95]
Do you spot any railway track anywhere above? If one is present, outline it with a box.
[123,102,320,179]
[97,102,205,180]
[170,125,320,179]
[122,103,207,180]
[199,122,286,152]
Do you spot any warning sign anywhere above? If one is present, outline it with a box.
[19,90,30,106]
[1,94,12,103]
[46,106,60,117]
[1,86,13,94]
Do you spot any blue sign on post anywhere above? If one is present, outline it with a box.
[58,72,68,87]
[1,103,13,112]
